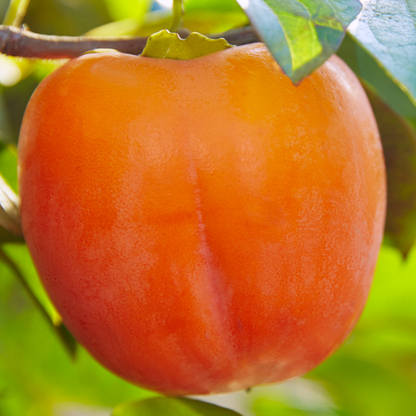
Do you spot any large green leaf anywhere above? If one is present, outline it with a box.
[337,33,416,255]
[337,33,416,129]
[363,87,416,257]
[235,0,361,83]
[347,0,416,107]
[113,397,242,416]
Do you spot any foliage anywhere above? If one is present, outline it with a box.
[112,397,242,415]
[0,0,415,415]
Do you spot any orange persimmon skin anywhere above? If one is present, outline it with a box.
[18,44,386,396]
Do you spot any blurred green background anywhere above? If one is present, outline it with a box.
[1,1,416,415]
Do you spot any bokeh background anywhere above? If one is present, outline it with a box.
[0,1,416,415]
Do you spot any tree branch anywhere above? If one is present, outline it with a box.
[0,25,260,59]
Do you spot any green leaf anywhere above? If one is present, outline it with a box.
[185,0,244,12]
[85,0,154,36]
[2,74,40,145]
[337,33,416,129]
[1,244,57,323]
[0,226,22,244]
[182,11,248,34]
[0,243,77,358]
[311,356,416,416]
[24,0,112,37]
[0,89,14,144]
[102,0,152,22]
[252,397,318,416]
[141,29,233,59]
[235,0,362,83]
[363,245,416,324]
[363,87,416,258]
[338,33,416,255]
[112,397,242,416]
[95,0,248,38]
[85,18,143,37]
[183,0,248,33]
[347,0,416,108]
[132,9,248,36]
[0,143,17,192]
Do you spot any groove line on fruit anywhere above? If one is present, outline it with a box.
[184,147,238,376]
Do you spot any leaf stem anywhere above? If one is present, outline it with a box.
[170,0,184,33]
[3,0,31,27]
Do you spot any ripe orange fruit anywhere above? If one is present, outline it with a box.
[18,43,386,396]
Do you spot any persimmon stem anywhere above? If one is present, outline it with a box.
[0,25,259,59]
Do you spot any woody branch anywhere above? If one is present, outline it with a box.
[0,25,260,59]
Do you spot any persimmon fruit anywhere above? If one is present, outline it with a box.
[18,43,386,396]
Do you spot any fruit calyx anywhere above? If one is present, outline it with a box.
[141,29,233,60]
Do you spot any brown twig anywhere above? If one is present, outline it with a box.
[0,25,260,59]
[210,27,259,47]
[0,25,148,59]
